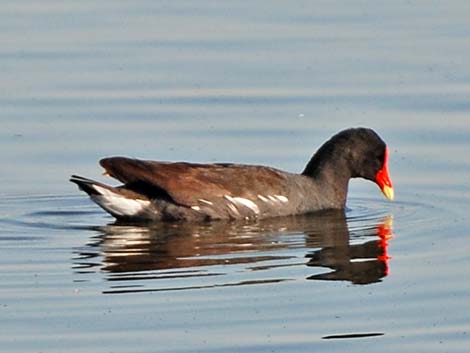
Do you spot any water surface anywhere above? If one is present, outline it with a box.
[2,1,470,352]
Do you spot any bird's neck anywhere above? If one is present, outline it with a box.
[302,149,352,208]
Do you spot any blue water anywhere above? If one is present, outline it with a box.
[2,1,470,352]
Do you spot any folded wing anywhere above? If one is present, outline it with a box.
[100,157,289,207]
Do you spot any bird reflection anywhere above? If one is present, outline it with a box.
[75,210,393,290]
[305,212,392,284]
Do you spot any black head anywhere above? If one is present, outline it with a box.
[303,128,393,200]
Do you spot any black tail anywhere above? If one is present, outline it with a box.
[70,175,114,196]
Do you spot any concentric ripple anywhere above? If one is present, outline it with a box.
[0,194,441,294]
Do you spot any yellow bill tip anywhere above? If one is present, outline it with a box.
[382,185,394,201]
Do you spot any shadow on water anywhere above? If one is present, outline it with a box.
[72,210,393,294]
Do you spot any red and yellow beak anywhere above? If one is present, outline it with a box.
[375,147,394,201]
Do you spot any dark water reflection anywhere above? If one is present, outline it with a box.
[74,211,393,293]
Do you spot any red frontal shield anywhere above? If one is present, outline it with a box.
[375,147,394,200]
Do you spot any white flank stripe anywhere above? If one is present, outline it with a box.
[191,206,201,211]
[224,195,260,214]
[227,203,240,216]
[275,195,289,203]
[198,199,213,205]
[233,197,260,214]
[257,195,269,202]
[268,195,279,202]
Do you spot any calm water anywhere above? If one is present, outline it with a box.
[2,1,470,352]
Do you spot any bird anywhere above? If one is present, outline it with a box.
[70,127,394,222]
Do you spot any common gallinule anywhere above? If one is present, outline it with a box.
[71,128,394,222]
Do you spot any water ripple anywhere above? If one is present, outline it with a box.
[0,194,426,293]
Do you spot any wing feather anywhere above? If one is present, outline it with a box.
[99,157,289,207]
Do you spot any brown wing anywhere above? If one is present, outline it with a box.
[100,157,290,207]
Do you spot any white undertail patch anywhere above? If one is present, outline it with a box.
[91,185,151,217]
